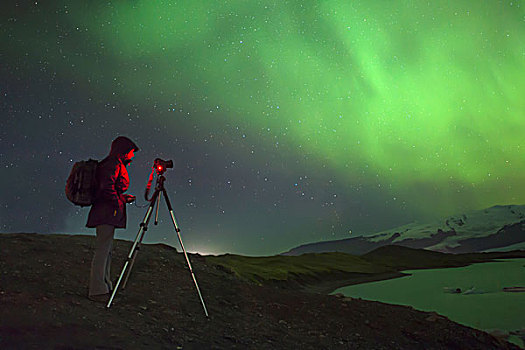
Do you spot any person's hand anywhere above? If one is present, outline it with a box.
[123,194,136,203]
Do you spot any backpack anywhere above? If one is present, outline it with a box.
[65,159,99,206]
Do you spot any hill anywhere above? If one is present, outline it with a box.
[283,205,525,256]
[0,233,521,349]
[210,245,525,293]
[361,245,525,270]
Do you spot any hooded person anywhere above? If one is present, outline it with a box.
[86,136,139,302]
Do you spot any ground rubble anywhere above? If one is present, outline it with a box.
[0,233,521,349]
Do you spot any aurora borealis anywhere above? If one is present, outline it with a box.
[1,1,524,255]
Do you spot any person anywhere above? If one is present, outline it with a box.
[86,136,139,302]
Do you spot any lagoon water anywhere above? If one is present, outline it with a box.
[335,259,525,334]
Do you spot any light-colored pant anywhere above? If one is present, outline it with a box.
[89,224,115,296]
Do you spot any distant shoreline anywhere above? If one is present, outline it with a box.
[303,271,409,294]
[299,251,525,295]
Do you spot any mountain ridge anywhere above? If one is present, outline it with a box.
[283,205,525,256]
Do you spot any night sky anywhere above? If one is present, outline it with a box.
[1,1,524,255]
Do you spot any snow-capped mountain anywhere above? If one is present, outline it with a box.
[283,205,525,256]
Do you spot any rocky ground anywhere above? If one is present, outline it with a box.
[0,233,521,349]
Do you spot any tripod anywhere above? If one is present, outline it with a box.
[106,174,209,317]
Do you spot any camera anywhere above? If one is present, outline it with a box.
[154,158,173,174]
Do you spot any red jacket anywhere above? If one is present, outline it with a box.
[86,137,138,228]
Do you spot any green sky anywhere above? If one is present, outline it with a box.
[2,0,524,254]
[82,0,525,216]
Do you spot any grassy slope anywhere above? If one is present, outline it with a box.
[206,252,391,285]
[206,245,525,293]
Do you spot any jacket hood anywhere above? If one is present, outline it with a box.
[109,136,140,158]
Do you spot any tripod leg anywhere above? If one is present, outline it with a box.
[121,233,142,289]
[106,190,158,308]
[162,188,209,317]
[154,190,161,225]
